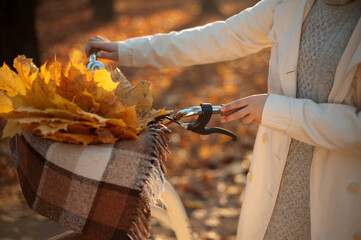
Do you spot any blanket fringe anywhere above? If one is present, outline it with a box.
[127,125,170,240]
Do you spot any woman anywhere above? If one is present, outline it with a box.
[85,0,361,239]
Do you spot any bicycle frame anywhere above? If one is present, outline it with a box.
[151,181,193,240]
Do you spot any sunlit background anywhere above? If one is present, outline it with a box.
[0,0,269,239]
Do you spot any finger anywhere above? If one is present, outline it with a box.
[85,43,91,57]
[97,51,118,61]
[86,37,99,57]
[98,42,117,52]
[85,42,99,57]
[221,97,251,113]
[89,36,101,41]
[85,40,116,57]
[251,119,261,126]
[221,106,250,123]
[88,35,110,43]
[221,106,245,117]
[85,42,108,58]
[92,35,109,41]
[241,114,253,124]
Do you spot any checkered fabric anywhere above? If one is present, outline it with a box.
[10,125,170,240]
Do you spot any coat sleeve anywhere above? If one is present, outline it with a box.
[117,0,280,68]
[261,71,361,157]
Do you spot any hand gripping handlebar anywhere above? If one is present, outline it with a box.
[155,103,237,141]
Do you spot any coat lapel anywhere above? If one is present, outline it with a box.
[275,0,360,102]
[328,17,361,103]
[274,0,314,97]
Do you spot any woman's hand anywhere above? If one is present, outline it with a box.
[221,94,269,125]
[85,36,118,61]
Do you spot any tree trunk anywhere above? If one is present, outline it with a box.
[201,0,221,14]
[92,0,115,21]
[0,0,40,67]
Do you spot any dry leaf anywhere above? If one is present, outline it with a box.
[0,55,171,145]
[0,91,13,113]
[0,63,26,97]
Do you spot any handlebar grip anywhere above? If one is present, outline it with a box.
[220,107,244,117]
[89,48,99,56]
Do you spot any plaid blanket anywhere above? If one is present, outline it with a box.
[10,125,170,240]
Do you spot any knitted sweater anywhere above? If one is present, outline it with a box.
[263,0,361,239]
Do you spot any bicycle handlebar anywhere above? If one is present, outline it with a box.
[160,105,222,125]
[87,52,238,141]
[156,103,237,141]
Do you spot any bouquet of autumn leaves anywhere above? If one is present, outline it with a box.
[0,55,169,145]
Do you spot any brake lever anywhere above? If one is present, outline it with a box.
[159,103,237,141]
[186,103,237,141]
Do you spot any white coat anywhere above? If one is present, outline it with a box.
[117,0,361,239]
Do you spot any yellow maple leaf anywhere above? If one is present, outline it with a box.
[13,55,38,89]
[0,55,169,145]
[0,90,13,113]
[2,119,21,139]
[94,68,118,91]
[39,57,62,85]
[0,63,27,96]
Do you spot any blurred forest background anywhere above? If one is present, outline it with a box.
[0,0,270,239]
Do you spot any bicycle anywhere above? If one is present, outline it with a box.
[50,53,239,240]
